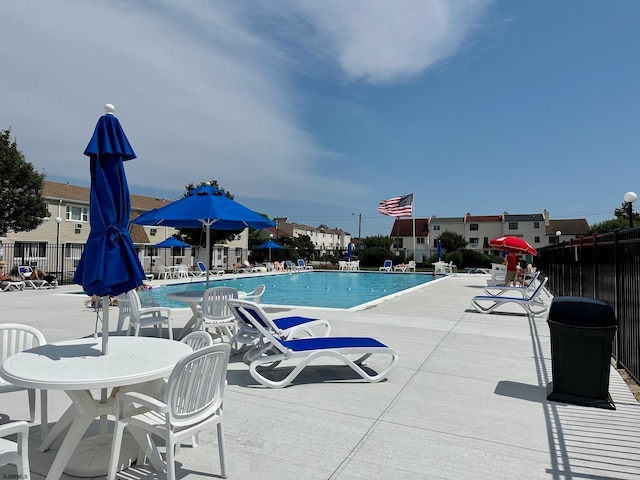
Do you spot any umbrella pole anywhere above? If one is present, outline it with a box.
[101,295,109,355]
[205,222,211,288]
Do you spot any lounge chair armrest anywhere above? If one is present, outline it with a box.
[138,306,172,318]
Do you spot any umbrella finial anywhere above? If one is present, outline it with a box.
[105,103,115,115]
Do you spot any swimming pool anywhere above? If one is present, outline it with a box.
[137,271,434,309]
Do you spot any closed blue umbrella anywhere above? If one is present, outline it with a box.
[73,104,146,354]
[132,184,274,286]
[347,242,353,260]
[437,240,442,261]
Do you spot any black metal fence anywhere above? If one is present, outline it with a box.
[537,228,640,384]
[1,244,81,285]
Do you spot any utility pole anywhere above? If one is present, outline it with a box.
[352,213,362,249]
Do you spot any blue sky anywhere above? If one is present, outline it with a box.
[2,1,639,238]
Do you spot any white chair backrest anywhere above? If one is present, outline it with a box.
[245,284,265,304]
[197,261,207,272]
[408,260,416,268]
[123,290,144,321]
[201,287,238,322]
[181,331,214,351]
[0,324,46,364]
[166,344,230,426]
[116,293,133,332]
[229,300,288,354]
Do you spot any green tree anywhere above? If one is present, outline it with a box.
[291,234,315,260]
[0,129,48,236]
[589,202,640,234]
[361,235,393,250]
[438,231,468,253]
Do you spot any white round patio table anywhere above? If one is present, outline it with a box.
[0,336,191,480]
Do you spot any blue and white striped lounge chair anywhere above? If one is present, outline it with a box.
[297,259,313,270]
[379,259,392,272]
[228,299,399,388]
[227,299,331,363]
[197,261,224,276]
[470,277,549,317]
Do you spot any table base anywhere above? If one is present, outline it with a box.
[64,433,138,477]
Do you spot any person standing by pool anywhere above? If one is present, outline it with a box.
[504,251,518,286]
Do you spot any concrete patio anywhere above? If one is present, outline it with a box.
[1,273,639,479]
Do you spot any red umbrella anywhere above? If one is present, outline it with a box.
[489,236,537,255]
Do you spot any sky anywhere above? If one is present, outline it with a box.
[3,1,640,238]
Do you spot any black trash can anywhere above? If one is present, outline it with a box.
[546,296,617,409]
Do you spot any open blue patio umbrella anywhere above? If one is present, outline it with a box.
[153,236,190,266]
[258,239,283,263]
[73,104,146,355]
[132,184,274,286]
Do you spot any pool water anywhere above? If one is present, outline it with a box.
[137,271,434,309]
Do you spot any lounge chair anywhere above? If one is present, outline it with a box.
[228,299,398,388]
[379,259,392,272]
[483,270,541,298]
[470,277,549,317]
[284,260,299,272]
[297,259,313,270]
[227,299,331,362]
[197,261,225,277]
[1,280,25,291]
[18,266,53,289]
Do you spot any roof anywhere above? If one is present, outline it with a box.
[546,219,590,236]
[43,181,175,211]
[465,215,503,223]
[391,218,429,237]
[504,213,545,222]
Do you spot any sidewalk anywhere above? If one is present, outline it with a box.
[1,274,639,479]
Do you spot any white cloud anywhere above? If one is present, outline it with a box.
[0,0,490,212]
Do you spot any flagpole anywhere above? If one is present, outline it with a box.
[412,192,416,261]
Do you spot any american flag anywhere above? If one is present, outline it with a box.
[378,194,413,217]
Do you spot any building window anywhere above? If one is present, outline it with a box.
[150,228,157,236]
[64,243,84,260]
[508,222,518,230]
[432,224,441,231]
[534,236,540,243]
[469,238,479,247]
[483,237,489,247]
[145,246,158,257]
[549,237,559,244]
[534,221,540,229]
[470,224,479,231]
[14,242,46,260]
[66,205,88,222]
[416,237,425,244]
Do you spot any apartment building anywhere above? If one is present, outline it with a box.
[390,210,590,260]
[0,181,250,277]
[268,218,351,255]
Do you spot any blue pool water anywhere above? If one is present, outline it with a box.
[137,271,434,309]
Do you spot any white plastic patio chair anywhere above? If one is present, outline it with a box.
[243,284,265,304]
[0,324,48,439]
[107,344,231,480]
[118,290,173,340]
[200,286,238,342]
[0,420,30,476]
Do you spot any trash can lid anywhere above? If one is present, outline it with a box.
[548,296,617,327]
